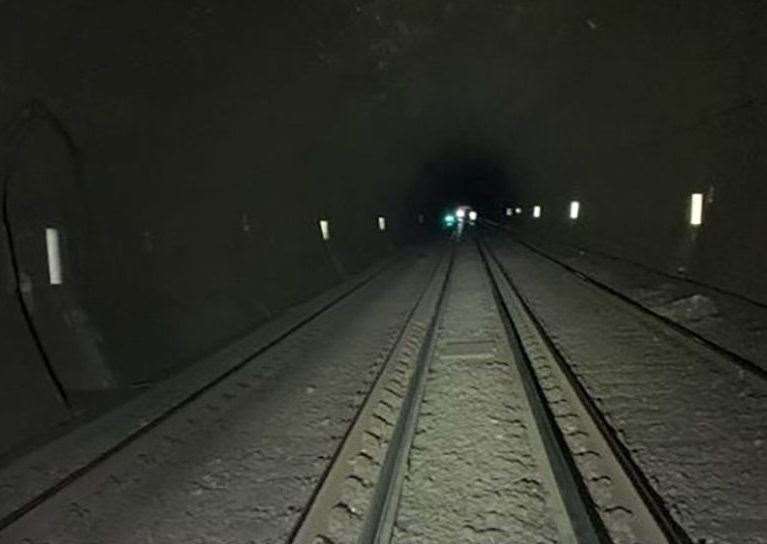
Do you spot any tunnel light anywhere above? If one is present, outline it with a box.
[569,201,580,220]
[515,207,522,214]
[455,208,466,219]
[319,219,330,241]
[46,228,63,285]
[533,205,541,218]
[378,216,386,231]
[468,210,478,221]
[690,193,703,226]
[506,207,513,217]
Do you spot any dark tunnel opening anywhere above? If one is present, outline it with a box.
[418,147,513,217]
[1,2,767,543]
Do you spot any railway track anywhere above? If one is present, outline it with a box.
[0,247,445,543]
[480,218,767,382]
[289,237,681,544]
[2,233,719,543]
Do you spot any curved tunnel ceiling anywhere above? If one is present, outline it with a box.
[1,1,766,452]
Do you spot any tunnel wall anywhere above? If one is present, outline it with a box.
[0,2,422,455]
[490,2,767,306]
[2,1,766,455]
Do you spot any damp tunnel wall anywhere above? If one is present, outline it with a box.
[1,1,766,455]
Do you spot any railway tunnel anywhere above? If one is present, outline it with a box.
[1,2,766,543]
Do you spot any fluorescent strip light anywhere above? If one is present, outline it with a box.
[690,193,703,226]
[46,228,63,285]
[319,219,330,240]
[569,201,580,219]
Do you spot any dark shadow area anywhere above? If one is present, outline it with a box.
[417,145,514,215]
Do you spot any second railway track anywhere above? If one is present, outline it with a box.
[290,237,680,544]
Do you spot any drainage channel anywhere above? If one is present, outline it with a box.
[291,239,647,544]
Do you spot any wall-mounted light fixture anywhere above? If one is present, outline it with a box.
[569,201,580,220]
[690,193,703,226]
[319,219,330,240]
[46,228,63,285]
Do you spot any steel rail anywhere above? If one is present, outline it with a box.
[480,219,767,382]
[287,245,449,543]
[478,235,693,544]
[477,237,610,544]
[357,244,456,544]
[0,251,411,532]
